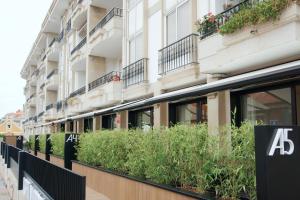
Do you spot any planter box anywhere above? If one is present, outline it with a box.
[36,152,46,160]
[72,161,211,200]
[49,155,64,168]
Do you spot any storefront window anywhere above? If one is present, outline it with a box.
[84,118,93,132]
[102,114,116,130]
[170,99,207,125]
[241,88,292,125]
[129,108,153,131]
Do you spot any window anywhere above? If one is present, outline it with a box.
[166,0,191,44]
[102,114,116,130]
[129,108,153,131]
[128,0,144,63]
[169,99,207,125]
[84,118,93,132]
[241,88,292,125]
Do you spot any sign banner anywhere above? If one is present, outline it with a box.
[255,126,300,200]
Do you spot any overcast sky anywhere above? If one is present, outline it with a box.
[0,0,52,117]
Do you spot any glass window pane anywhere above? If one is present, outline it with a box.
[177,1,191,39]
[167,11,176,44]
[129,9,136,37]
[135,34,143,60]
[176,103,197,124]
[136,1,143,32]
[242,88,292,125]
[129,39,135,63]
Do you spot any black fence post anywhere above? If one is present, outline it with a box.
[34,135,40,156]
[4,144,8,164]
[46,134,52,161]
[64,133,78,170]
[18,151,25,190]
[7,145,10,168]
[16,136,23,149]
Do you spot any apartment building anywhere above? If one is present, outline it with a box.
[21,0,300,137]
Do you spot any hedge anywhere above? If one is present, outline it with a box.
[76,122,256,199]
[50,133,65,158]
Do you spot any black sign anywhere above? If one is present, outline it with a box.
[64,134,78,170]
[255,126,300,200]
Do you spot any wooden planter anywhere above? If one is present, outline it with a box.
[36,152,46,160]
[49,155,64,168]
[72,161,210,200]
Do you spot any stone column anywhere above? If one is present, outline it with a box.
[76,119,84,133]
[153,102,169,129]
[116,111,128,130]
[93,116,102,132]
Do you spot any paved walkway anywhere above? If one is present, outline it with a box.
[86,187,110,200]
[0,178,9,200]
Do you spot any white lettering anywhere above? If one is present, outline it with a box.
[66,134,78,143]
[268,128,294,156]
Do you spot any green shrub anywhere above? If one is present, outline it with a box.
[50,133,65,158]
[76,123,256,199]
[39,135,46,153]
[28,135,35,150]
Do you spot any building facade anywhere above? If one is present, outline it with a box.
[21,0,300,136]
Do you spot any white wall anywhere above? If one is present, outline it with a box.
[148,11,161,83]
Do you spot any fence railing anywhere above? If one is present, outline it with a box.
[49,38,56,48]
[89,8,123,36]
[56,101,63,111]
[69,86,86,98]
[158,34,198,75]
[7,145,22,168]
[40,83,45,89]
[88,71,121,91]
[71,37,87,55]
[38,111,44,118]
[57,30,64,43]
[200,0,251,39]
[66,19,72,33]
[46,104,54,111]
[47,69,58,79]
[122,58,148,88]
[18,151,86,200]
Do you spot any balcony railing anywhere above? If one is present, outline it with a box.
[158,34,199,75]
[66,19,72,33]
[200,0,251,39]
[57,30,64,43]
[46,104,54,111]
[89,8,123,37]
[41,54,46,62]
[49,38,56,48]
[88,71,121,91]
[123,58,148,88]
[47,69,58,79]
[40,83,45,89]
[56,101,63,111]
[71,37,86,55]
[38,111,44,118]
[69,86,86,98]
[27,93,36,102]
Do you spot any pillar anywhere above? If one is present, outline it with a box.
[93,116,101,132]
[76,119,84,133]
[153,102,169,129]
[116,111,128,130]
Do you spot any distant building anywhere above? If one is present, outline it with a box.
[0,110,24,136]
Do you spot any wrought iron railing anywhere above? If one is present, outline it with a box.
[40,83,45,89]
[69,86,86,98]
[57,30,64,43]
[89,8,123,37]
[38,111,44,117]
[123,58,148,88]
[200,0,251,39]
[71,37,87,55]
[46,104,54,111]
[41,54,46,62]
[158,34,198,75]
[88,71,121,91]
[47,69,58,79]
[49,38,56,48]
[27,93,36,102]
[56,101,63,111]
[66,19,72,33]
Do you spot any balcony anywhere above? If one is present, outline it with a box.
[89,8,123,58]
[87,71,122,108]
[198,1,300,75]
[44,103,57,121]
[72,0,88,30]
[123,58,150,100]
[69,86,86,99]
[158,34,204,89]
[46,69,59,90]
[70,37,87,64]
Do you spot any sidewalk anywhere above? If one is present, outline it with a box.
[0,178,9,200]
